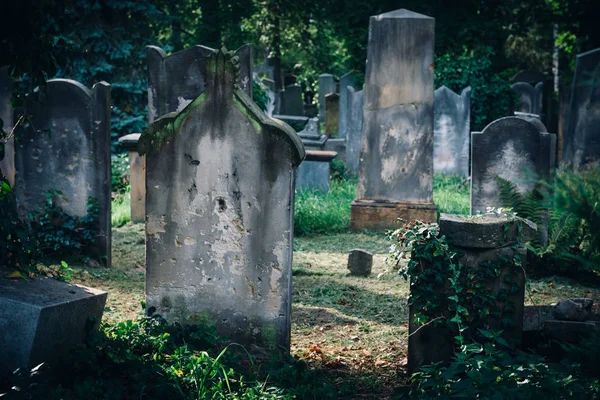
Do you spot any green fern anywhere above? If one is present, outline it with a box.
[495,176,547,227]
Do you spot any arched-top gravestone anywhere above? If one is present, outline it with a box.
[471,117,556,215]
[139,48,305,359]
[14,79,111,264]
[434,86,471,176]
[564,47,600,166]
[511,81,543,116]
[147,44,253,122]
[0,67,14,186]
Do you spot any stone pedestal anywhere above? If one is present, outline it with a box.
[118,133,145,223]
[350,9,436,230]
[0,268,107,377]
[296,150,337,192]
[408,213,537,373]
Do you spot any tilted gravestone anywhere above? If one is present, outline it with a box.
[279,84,304,116]
[14,79,112,264]
[138,49,305,359]
[318,73,336,121]
[470,117,556,215]
[433,86,471,176]
[345,87,364,176]
[147,44,253,123]
[0,67,14,186]
[339,72,357,138]
[563,48,600,166]
[350,9,437,230]
[511,81,543,116]
[324,92,340,136]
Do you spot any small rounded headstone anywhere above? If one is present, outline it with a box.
[347,249,373,277]
[552,298,593,322]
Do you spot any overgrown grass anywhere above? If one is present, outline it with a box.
[433,174,470,215]
[112,191,131,227]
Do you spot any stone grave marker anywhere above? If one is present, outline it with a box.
[345,87,364,176]
[347,249,373,277]
[470,117,556,215]
[511,81,543,116]
[0,67,14,186]
[319,73,336,121]
[325,92,340,136]
[350,9,437,230]
[280,84,304,116]
[433,86,471,176]
[14,79,112,265]
[147,44,253,123]
[118,133,145,223]
[296,149,337,193]
[138,49,305,359]
[339,72,357,138]
[564,47,600,166]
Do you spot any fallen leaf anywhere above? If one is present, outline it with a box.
[6,270,25,279]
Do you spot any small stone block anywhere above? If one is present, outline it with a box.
[523,305,554,331]
[553,298,594,322]
[0,269,107,376]
[350,200,438,230]
[544,319,600,343]
[347,249,373,276]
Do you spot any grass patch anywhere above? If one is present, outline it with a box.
[433,173,470,215]
[111,190,131,227]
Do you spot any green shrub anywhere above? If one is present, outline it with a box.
[252,80,270,112]
[435,47,517,131]
[112,190,131,228]
[111,152,130,194]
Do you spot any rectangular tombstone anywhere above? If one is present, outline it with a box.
[0,267,107,377]
[118,133,145,223]
[280,84,305,116]
[339,72,357,138]
[324,138,346,162]
[318,74,336,121]
[433,86,471,176]
[14,79,112,265]
[351,9,437,230]
[0,67,14,186]
[471,117,556,215]
[345,87,364,176]
[324,92,340,136]
[147,44,253,123]
[139,49,305,359]
[511,81,543,116]
[563,48,600,166]
[296,150,337,192]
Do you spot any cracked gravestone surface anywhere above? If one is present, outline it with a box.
[433,86,470,176]
[563,48,600,166]
[13,79,112,265]
[351,9,437,230]
[139,48,305,360]
[147,44,253,123]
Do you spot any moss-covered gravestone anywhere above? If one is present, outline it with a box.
[139,49,305,359]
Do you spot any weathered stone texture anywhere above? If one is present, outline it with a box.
[563,48,600,166]
[280,84,304,116]
[553,298,594,322]
[324,92,340,136]
[14,79,112,264]
[0,267,107,377]
[347,249,373,276]
[511,81,543,116]
[147,44,253,123]
[339,72,356,138]
[139,50,305,358]
[470,117,556,215]
[118,133,145,223]
[345,87,364,176]
[296,150,337,192]
[0,67,14,186]
[433,86,470,176]
[318,74,336,121]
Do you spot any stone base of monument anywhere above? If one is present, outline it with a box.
[0,268,107,377]
[296,150,337,193]
[350,200,437,230]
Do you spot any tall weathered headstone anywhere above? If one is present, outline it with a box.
[339,72,357,138]
[138,49,305,359]
[564,48,600,166]
[280,84,304,116]
[14,79,112,264]
[345,87,364,176]
[350,9,437,230]
[433,86,471,176]
[324,92,340,136]
[0,67,14,186]
[471,117,556,215]
[511,81,543,116]
[318,73,336,121]
[147,44,253,123]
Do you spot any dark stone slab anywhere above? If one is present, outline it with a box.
[279,84,304,116]
[139,49,305,359]
[553,298,594,321]
[0,67,14,186]
[544,320,600,343]
[339,72,356,138]
[14,79,112,265]
[319,74,336,121]
[324,138,346,162]
[325,92,340,136]
[523,305,554,332]
[305,150,337,162]
[353,9,436,229]
[118,133,141,152]
[346,87,364,176]
[470,117,556,215]
[434,86,471,176]
[0,268,107,377]
[511,81,543,115]
[147,44,253,123]
[563,48,600,166]
[439,213,537,248]
[347,249,373,276]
